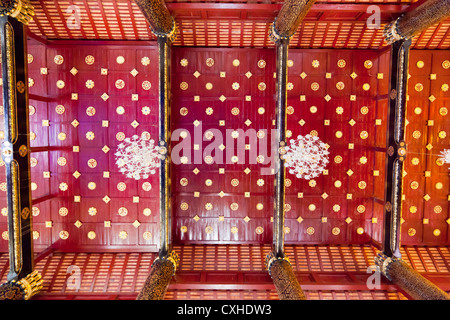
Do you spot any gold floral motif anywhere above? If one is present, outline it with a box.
[442,60,450,69]
[309,106,317,114]
[434,205,443,214]
[335,131,343,139]
[141,56,150,66]
[59,230,69,240]
[364,60,373,69]
[441,83,449,92]
[180,82,188,91]
[54,55,64,65]
[412,130,421,139]
[438,131,447,139]
[117,182,127,191]
[312,60,320,68]
[143,208,152,216]
[336,82,345,90]
[334,155,343,164]
[357,228,364,235]
[332,227,340,235]
[311,82,320,91]
[439,107,448,116]
[309,179,317,187]
[115,79,125,89]
[118,231,128,239]
[116,132,125,141]
[231,107,240,116]
[258,107,265,115]
[87,158,97,168]
[258,82,266,91]
[142,81,151,91]
[357,205,366,213]
[180,226,188,233]
[180,202,189,211]
[336,106,344,115]
[206,58,214,67]
[231,178,239,187]
[337,59,346,68]
[306,227,315,235]
[232,82,240,90]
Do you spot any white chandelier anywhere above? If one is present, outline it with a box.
[439,149,450,169]
[282,134,330,180]
[115,135,160,180]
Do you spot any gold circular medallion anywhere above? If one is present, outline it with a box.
[364,60,373,69]
[58,132,66,141]
[337,59,346,68]
[87,158,97,168]
[287,106,294,114]
[358,181,367,190]
[362,83,371,91]
[257,60,266,68]
[357,205,366,213]
[141,56,151,66]
[85,80,95,89]
[287,60,294,67]
[180,202,189,211]
[258,107,265,115]
[180,58,188,67]
[438,131,447,139]
[180,107,188,116]
[415,83,424,92]
[86,106,96,116]
[308,204,316,212]
[143,208,152,216]
[256,203,264,211]
[59,182,68,191]
[410,181,419,190]
[332,227,341,236]
[360,131,369,140]
[117,182,127,191]
[256,227,264,235]
[142,231,152,240]
[205,226,213,234]
[408,228,416,236]
[433,229,441,237]
[180,178,188,186]
[414,107,422,115]
[306,227,315,235]
[206,58,215,67]
[360,106,369,115]
[116,56,125,64]
[86,231,96,240]
[360,156,368,164]
[116,106,125,115]
[312,60,320,68]
[232,82,240,90]
[205,107,214,115]
[86,131,96,140]
[357,228,364,235]
[180,226,188,233]
[412,130,421,139]
[309,179,317,187]
[336,106,344,115]
[118,207,128,217]
[180,82,188,90]
[310,106,317,113]
[230,203,239,211]
[57,157,67,166]
[416,61,425,68]
[442,60,450,69]
[411,157,420,165]
[232,59,240,67]
[336,81,345,91]
[59,207,68,216]
[116,132,125,141]
[115,79,125,89]
[435,182,443,190]
[56,80,65,89]
[119,231,128,239]
[142,81,151,91]
[231,178,239,187]
[334,155,343,164]
[258,82,266,91]
[434,205,443,214]
[439,107,448,116]
[333,204,340,212]
[28,54,34,64]
[142,182,152,191]
[441,83,449,92]
[59,230,69,240]
[54,55,64,65]
[311,82,320,91]
[88,207,97,216]
[29,105,36,115]
[335,131,343,139]
[85,55,95,65]
[205,82,213,90]
[231,107,240,116]
[334,180,342,188]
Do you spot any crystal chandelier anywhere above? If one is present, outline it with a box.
[439,149,450,169]
[115,135,160,180]
[282,134,330,180]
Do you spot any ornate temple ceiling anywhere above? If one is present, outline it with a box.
[28,0,450,49]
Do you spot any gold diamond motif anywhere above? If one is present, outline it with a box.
[298,119,306,126]
[193,168,200,175]
[131,120,139,128]
[245,119,252,126]
[132,220,141,228]
[70,67,78,76]
[345,217,352,224]
[102,145,110,153]
[103,195,111,203]
[347,169,354,176]
[243,216,251,223]
[297,216,303,223]
[73,171,81,179]
[423,194,431,201]
[101,93,109,101]
[324,95,331,102]
[219,95,226,102]
[426,144,433,151]
[71,119,79,127]
[193,71,201,78]
[193,215,200,222]
[74,220,82,228]
[429,95,436,102]
[219,191,225,198]
[193,120,201,127]
[321,193,328,199]
[244,168,251,175]
[300,72,307,79]
[130,69,139,77]
[350,72,358,79]
[349,119,356,126]
[245,71,252,79]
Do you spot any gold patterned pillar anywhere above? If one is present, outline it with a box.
[375,252,450,300]
[134,0,176,38]
[0,270,43,300]
[269,0,317,40]
[0,0,36,284]
[384,0,450,44]
[265,252,306,300]
[136,251,179,300]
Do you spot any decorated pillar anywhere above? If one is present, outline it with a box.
[266,0,316,301]
[0,0,35,284]
[385,0,450,44]
[134,0,177,300]
[266,252,306,300]
[376,253,450,300]
[0,270,43,300]
[382,39,410,259]
[136,251,179,300]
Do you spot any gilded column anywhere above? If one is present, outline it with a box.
[134,0,176,37]
[266,252,306,300]
[375,253,450,300]
[382,39,410,259]
[384,0,450,44]
[0,0,35,282]
[271,0,317,39]
[0,270,43,300]
[136,251,179,300]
